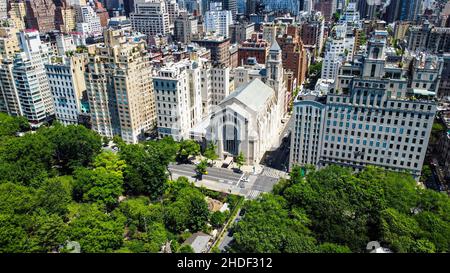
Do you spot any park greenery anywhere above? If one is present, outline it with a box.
[228,165,450,253]
[0,114,239,253]
[1,113,448,253]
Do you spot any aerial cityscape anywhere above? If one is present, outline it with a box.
[0,0,449,257]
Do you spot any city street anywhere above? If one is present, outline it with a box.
[168,163,281,199]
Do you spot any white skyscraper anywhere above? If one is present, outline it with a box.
[204,2,233,38]
[76,4,102,37]
[12,30,54,125]
[45,55,87,125]
[153,59,203,140]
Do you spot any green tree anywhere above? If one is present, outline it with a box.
[177,139,200,163]
[379,208,420,253]
[235,152,245,171]
[67,204,125,253]
[43,124,102,173]
[203,142,219,164]
[119,144,168,200]
[195,160,208,177]
[210,211,227,228]
[177,244,194,253]
[231,195,316,253]
[0,132,55,187]
[35,177,73,217]
[72,151,125,209]
[0,113,29,139]
[164,186,209,233]
[317,243,352,253]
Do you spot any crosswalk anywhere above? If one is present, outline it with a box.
[246,190,262,200]
[261,167,288,179]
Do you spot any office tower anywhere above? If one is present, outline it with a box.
[153,59,203,140]
[12,30,54,125]
[76,4,103,36]
[85,28,156,143]
[204,2,233,38]
[174,11,198,43]
[130,0,171,38]
[8,1,27,31]
[45,55,87,125]
[290,32,437,179]
[222,0,237,20]
[383,0,424,23]
[25,0,57,33]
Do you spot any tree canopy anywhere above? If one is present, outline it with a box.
[230,165,450,253]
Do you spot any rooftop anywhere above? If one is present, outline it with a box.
[221,78,274,112]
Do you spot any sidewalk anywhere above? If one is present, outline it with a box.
[191,155,264,175]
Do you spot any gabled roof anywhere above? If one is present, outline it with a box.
[220,78,274,113]
[269,40,281,52]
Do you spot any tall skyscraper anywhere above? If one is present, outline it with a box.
[85,28,156,143]
[153,59,203,140]
[204,2,233,38]
[12,30,54,125]
[45,55,87,125]
[222,0,237,20]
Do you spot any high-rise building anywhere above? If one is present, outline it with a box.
[192,36,231,67]
[204,2,233,38]
[8,1,27,31]
[76,4,103,37]
[383,0,424,23]
[153,59,203,140]
[85,28,156,143]
[25,0,57,33]
[45,55,87,125]
[229,22,254,44]
[174,11,198,43]
[130,0,171,39]
[0,58,22,116]
[12,30,54,125]
[165,0,181,26]
[237,33,269,65]
[313,0,336,22]
[222,0,237,20]
[276,25,308,93]
[55,0,77,33]
[0,0,7,19]
[0,27,20,59]
[290,32,438,179]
